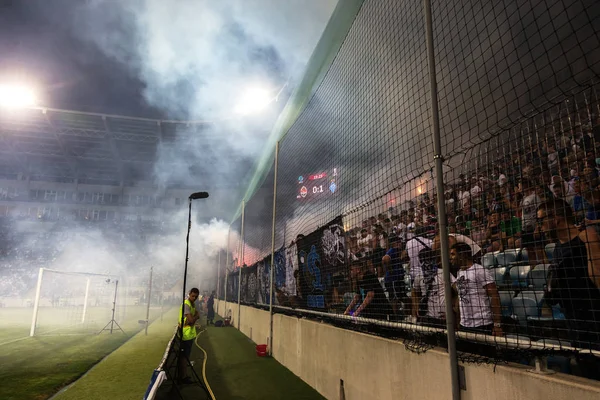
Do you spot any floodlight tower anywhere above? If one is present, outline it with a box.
[0,84,37,108]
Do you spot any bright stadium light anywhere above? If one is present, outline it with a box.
[234,86,274,116]
[0,84,37,108]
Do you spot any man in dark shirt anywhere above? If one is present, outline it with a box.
[206,291,215,325]
[538,199,600,379]
[382,235,406,316]
[344,261,393,321]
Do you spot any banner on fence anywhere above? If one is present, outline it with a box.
[296,216,347,309]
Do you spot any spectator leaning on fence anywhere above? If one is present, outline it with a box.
[382,234,406,316]
[344,261,393,321]
[451,242,503,336]
[537,200,600,351]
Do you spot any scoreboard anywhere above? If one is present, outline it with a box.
[296,168,338,200]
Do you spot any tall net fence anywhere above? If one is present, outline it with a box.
[221,0,600,380]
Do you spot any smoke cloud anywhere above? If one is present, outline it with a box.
[1,0,338,312]
[55,0,338,192]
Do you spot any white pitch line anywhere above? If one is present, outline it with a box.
[0,336,30,347]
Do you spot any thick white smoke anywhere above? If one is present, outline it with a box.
[0,1,337,306]
[61,0,339,197]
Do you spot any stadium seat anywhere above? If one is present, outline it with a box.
[519,248,529,262]
[494,266,509,287]
[499,290,514,317]
[482,252,496,269]
[528,264,550,290]
[509,265,531,288]
[545,243,556,261]
[511,295,539,327]
[496,250,518,267]
[551,305,566,320]
[519,290,545,304]
[519,291,555,324]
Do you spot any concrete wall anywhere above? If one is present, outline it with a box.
[216,300,600,400]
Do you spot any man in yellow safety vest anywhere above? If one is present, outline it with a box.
[178,287,199,384]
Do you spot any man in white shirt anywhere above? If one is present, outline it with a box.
[521,182,543,266]
[413,266,456,326]
[405,234,433,283]
[450,242,503,336]
[357,228,373,256]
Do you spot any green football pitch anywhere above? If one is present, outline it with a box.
[58,312,325,400]
[0,307,324,400]
[0,305,163,400]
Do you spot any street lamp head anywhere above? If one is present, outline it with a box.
[0,84,37,108]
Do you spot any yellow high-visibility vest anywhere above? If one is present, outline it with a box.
[179,299,197,341]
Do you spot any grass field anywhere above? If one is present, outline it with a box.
[195,317,324,400]
[1,307,324,400]
[40,311,324,400]
[53,308,180,400]
[0,305,164,400]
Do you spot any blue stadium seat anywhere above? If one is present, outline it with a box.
[509,265,531,288]
[511,295,539,327]
[551,305,566,320]
[496,250,518,266]
[518,291,554,324]
[482,252,496,269]
[499,290,514,317]
[528,264,550,290]
[493,266,509,286]
[519,290,545,304]
[545,243,556,261]
[519,248,529,262]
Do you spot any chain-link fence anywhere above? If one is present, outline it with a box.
[220,0,600,382]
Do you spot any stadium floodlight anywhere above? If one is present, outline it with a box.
[234,86,274,115]
[0,83,37,108]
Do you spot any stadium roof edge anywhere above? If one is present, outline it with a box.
[27,106,215,125]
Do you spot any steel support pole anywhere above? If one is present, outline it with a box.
[224,226,231,315]
[237,200,245,329]
[268,141,279,355]
[216,249,221,300]
[423,0,461,399]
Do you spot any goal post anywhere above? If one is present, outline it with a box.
[29,268,45,337]
[29,268,119,337]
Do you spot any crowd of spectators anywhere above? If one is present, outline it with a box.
[338,102,600,378]
[0,216,169,300]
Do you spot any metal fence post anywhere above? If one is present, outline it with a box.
[222,226,231,319]
[224,226,230,303]
[423,0,460,399]
[237,200,246,329]
[216,248,221,300]
[268,141,280,356]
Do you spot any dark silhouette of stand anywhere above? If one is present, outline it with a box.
[99,279,125,335]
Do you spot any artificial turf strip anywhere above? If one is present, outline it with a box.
[52,309,178,400]
[196,318,325,400]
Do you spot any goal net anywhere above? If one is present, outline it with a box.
[29,268,122,336]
